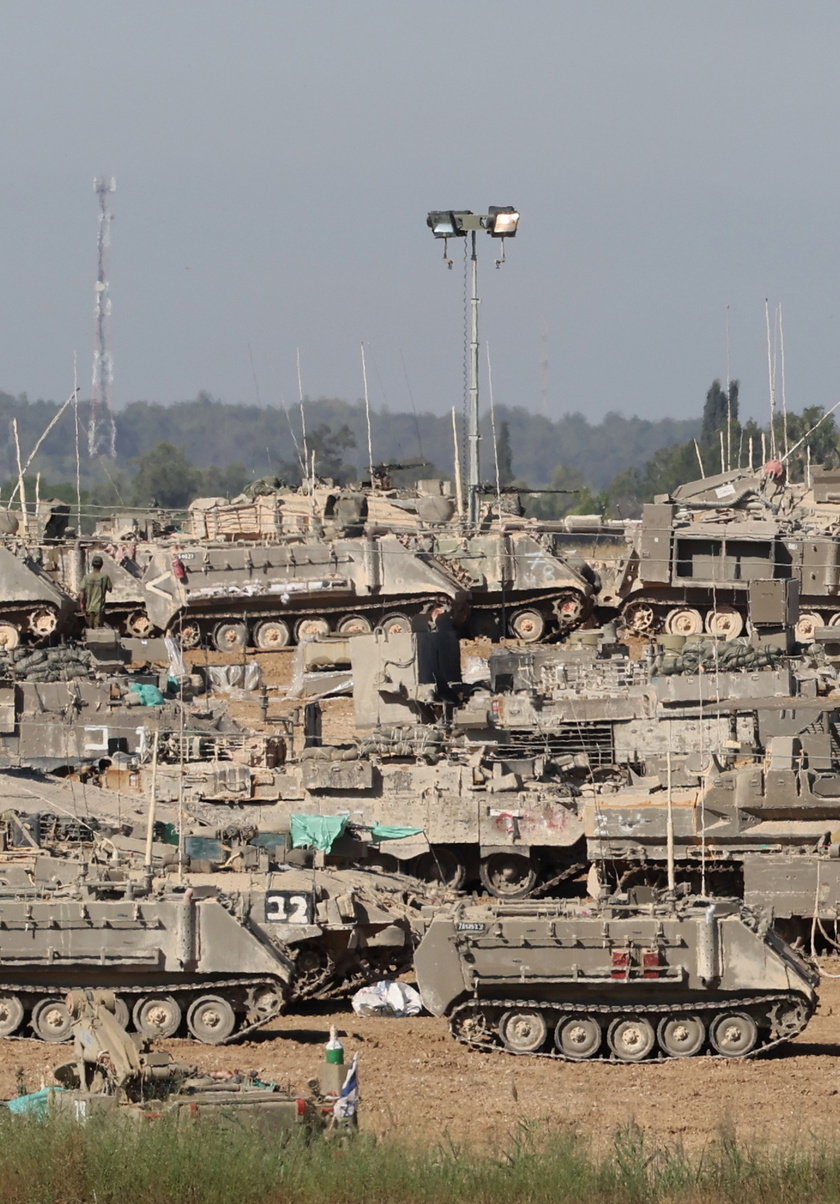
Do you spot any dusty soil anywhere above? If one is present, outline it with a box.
[3,971,840,1152]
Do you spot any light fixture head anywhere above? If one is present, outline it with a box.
[426,210,472,238]
[486,206,520,237]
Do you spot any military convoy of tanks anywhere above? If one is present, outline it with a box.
[1,459,840,1069]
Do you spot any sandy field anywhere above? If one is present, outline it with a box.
[0,970,837,1153]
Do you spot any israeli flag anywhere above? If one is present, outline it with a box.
[332,1054,359,1121]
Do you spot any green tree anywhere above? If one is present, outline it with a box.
[129,442,202,508]
[279,423,358,484]
[199,462,248,498]
[524,464,587,520]
[702,379,739,445]
[495,420,514,486]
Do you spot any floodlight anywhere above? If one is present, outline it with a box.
[426,210,471,238]
[486,206,520,237]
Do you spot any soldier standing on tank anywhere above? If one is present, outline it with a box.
[78,555,113,628]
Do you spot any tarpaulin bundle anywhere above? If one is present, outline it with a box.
[0,646,95,682]
[370,824,425,841]
[654,636,783,677]
[290,813,348,852]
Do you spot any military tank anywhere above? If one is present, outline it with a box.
[414,893,819,1061]
[123,834,427,1006]
[600,464,840,643]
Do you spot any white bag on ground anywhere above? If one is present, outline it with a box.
[351,979,423,1018]
[206,661,262,693]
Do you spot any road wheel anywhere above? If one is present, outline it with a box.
[795,612,824,643]
[479,852,537,899]
[0,993,24,1037]
[704,605,744,640]
[509,608,545,643]
[187,994,237,1044]
[664,607,703,636]
[132,995,182,1039]
[555,1014,602,1060]
[657,1014,705,1058]
[621,601,656,634]
[412,846,466,890]
[125,610,154,638]
[249,985,284,1023]
[254,618,291,649]
[295,616,330,640]
[31,997,74,1043]
[608,1016,656,1061]
[28,607,58,638]
[709,1011,758,1057]
[213,621,248,652]
[554,591,585,630]
[113,996,130,1030]
[172,619,202,649]
[0,623,20,651]
[379,612,411,636]
[337,614,373,635]
[499,1009,548,1054]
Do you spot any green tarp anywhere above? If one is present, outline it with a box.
[370,824,425,841]
[290,814,348,852]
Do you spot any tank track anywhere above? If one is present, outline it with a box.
[174,591,460,645]
[531,860,588,899]
[0,974,286,1046]
[448,991,813,1062]
[0,602,62,645]
[470,588,592,631]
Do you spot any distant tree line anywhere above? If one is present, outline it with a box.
[0,385,834,519]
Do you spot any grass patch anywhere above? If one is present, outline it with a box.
[0,1111,839,1203]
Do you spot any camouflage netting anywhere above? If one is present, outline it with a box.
[0,646,97,682]
[653,637,785,676]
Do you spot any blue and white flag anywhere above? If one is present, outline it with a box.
[332,1054,359,1121]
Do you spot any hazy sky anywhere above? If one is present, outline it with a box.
[2,1,840,427]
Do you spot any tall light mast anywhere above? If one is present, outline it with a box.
[426,206,520,526]
[90,176,117,458]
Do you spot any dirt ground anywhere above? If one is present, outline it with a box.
[0,971,838,1152]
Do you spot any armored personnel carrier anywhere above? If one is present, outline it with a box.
[0,546,76,649]
[0,877,295,1044]
[183,481,597,644]
[414,893,819,1060]
[136,532,469,651]
[428,529,597,641]
[0,804,430,1035]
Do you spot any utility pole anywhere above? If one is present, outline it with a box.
[91,176,117,458]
